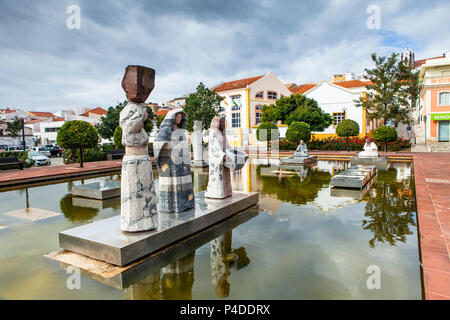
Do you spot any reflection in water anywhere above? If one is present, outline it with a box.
[362,168,416,248]
[161,253,195,300]
[211,231,250,298]
[125,269,161,300]
[257,165,331,205]
[59,194,99,222]
[124,252,195,300]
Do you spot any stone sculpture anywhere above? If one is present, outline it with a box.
[358,138,379,158]
[205,116,232,199]
[294,140,309,157]
[192,120,206,166]
[119,65,158,232]
[154,108,195,213]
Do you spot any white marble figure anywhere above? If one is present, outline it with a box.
[294,140,309,157]
[358,138,379,158]
[205,116,232,199]
[192,121,204,163]
[119,102,158,232]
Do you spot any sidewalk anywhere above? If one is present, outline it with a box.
[0,160,123,188]
[413,153,450,299]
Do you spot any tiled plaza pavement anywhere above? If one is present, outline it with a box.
[0,160,123,187]
[413,153,450,300]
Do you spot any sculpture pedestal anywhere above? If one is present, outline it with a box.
[280,155,318,165]
[121,154,158,232]
[350,156,388,170]
[58,191,258,266]
[72,181,121,200]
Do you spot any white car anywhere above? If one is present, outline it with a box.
[32,146,51,157]
[28,150,51,166]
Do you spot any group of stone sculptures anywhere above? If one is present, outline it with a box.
[119,65,246,233]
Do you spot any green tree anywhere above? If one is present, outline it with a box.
[256,122,279,151]
[336,119,360,151]
[6,117,22,138]
[356,53,420,126]
[57,120,99,168]
[113,126,124,149]
[184,82,224,132]
[96,100,155,139]
[286,122,311,144]
[261,94,332,131]
[156,115,165,128]
[372,125,398,152]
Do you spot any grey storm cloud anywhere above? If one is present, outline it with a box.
[0,0,449,111]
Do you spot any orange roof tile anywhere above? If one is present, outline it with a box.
[213,75,264,92]
[52,117,65,122]
[155,109,170,116]
[28,111,56,118]
[334,80,373,88]
[25,119,47,125]
[289,84,317,94]
[0,109,17,114]
[79,107,107,117]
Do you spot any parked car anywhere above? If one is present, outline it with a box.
[32,146,51,157]
[28,150,51,166]
[48,145,63,157]
[0,145,8,151]
[7,146,20,151]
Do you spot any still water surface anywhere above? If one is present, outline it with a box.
[0,160,421,299]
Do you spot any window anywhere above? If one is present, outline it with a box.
[232,112,241,127]
[267,91,277,100]
[231,95,241,110]
[255,91,264,99]
[256,112,262,125]
[44,127,59,133]
[332,112,346,126]
[439,92,450,105]
[255,105,262,111]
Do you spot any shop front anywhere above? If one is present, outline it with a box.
[432,113,450,142]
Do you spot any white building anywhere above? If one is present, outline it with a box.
[39,121,66,145]
[289,80,375,138]
[213,72,292,146]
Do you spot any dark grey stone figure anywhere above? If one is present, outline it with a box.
[154,109,195,213]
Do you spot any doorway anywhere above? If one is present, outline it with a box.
[438,121,449,142]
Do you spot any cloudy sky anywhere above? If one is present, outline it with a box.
[0,0,449,112]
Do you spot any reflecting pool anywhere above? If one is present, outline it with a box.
[0,160,421,299]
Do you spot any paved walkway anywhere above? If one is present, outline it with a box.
[0,160,123,188]
[413,153,450,300]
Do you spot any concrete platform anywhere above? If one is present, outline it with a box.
[279,155,318,165]
[72,196,121,210]
[330,164,376,190]
[47,206,259,290]
[59,191,258,266]
[72,181,121,200]
[330,179,373,200]
[350,156,388,169]
[4,207,61,221]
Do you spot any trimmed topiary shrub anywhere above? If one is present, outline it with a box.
[286,121,311,144]
[256,122,279,150]
[57,120,99,168]
[336,119,360,151]
[372,125,398,152]
[113,126,124,149]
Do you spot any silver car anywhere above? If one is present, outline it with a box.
[28,150,51,166]
[32,146,51,157]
